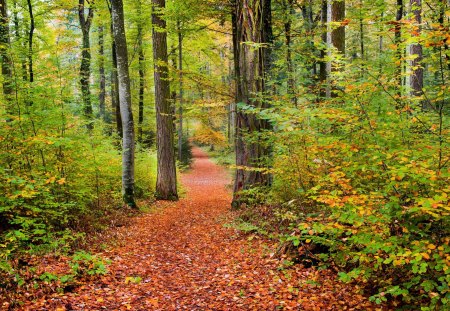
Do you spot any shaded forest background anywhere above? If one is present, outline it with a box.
[0,0,449,309]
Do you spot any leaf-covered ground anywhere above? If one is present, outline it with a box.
[16,147,381,310]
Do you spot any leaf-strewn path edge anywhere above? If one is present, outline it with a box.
[21,147,381,310]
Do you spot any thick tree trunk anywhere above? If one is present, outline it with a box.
[152,0,178,200]
[331,0,345,55]
[98,25,106,121]
[232,0,273,208]
[409,0,425,108]
[0,0,13,108]
[111,0,136,207]
[78,0,94,126]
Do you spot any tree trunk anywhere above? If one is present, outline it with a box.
[319,0,328,93]
[283,0,296,106]
[152,0,178,200]
[0,0,13,108]
[98,25,106,121]
[27,0,34,84]
[232,0,273,208]
[331,0,345,54]
[12,0,28,82]
[359,0,364,59]
[26,0,34,106]
[409,0,425,108]
[395,0,403,98]
[111,0,136,207]
[107,2,123,138]
[177,20,183,162]
[137,0,145,143]
[78,0,94,127]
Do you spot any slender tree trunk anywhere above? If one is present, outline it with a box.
[27,0,34,84]
[395,0,403,98]
[232,0,273,208]
[359,0,364,59]
[137,11,145,143]
[177,20,183,162]
[283,0,296,106]
[152,0,178,200]
[111,0,136,207]
[98,25,106,121]
[107,3,123,138]
[12,0,27,81]
[0,0,13,108]
[26,0,34,107]
[319,0,328,94]
[326,0,332,97]
[78,0,94,127]
[410,0,425,107]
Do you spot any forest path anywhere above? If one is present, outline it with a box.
[25,147,375,310]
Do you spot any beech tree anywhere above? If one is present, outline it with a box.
[152,0,178,200]
[111,0,136,207]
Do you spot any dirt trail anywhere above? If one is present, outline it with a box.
[24,147,376,310]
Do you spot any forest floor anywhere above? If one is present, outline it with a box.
[19,147,381,310]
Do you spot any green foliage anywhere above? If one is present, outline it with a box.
[69,251,109,277]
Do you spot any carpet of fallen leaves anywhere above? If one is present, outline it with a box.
[10,147,386,310]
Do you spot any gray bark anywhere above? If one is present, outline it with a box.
[111,0,136,207]
[152,0,178,200]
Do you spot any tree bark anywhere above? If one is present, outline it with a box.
[137,1,145,143]
[98,24,106,121]
[319,0,328,90]
[25,0,34,107]
[283,0,296,106]
[107,1,123,138]
[410,0,425,108]
[152,0,178,200]
[0,0,13,108]
[78,0,94,126]
[177,20,183,162]
[395,0,403,98]
[111,0,136,207]
[27,0,34,84]
[331,0,345,55]
[232,0,273,208]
